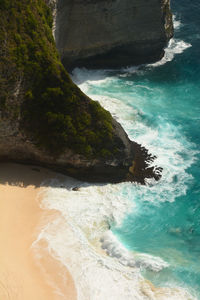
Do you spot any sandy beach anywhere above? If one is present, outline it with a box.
[0,163,193,300]
[0,163,77,300]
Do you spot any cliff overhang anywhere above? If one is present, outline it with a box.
[0,0,166,184]
[54,0,174,70]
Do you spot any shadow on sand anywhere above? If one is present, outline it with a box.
[0,162,87,190]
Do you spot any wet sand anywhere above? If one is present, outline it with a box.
[0,163,77,300]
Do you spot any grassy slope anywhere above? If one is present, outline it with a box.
[0,0,118,158]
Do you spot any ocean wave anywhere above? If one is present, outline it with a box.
[147,38,192,68]
[30,85,197,299]
[33,13,198,297]
[100,231,169,272]
[147,15,190,68]
[33,182,195,300]
[68,61,197,203]
[82,93,196,204]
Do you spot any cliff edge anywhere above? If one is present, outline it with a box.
[55,0,173,70]
[0,0,162,183]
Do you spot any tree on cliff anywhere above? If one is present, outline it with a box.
[0,0,120,158]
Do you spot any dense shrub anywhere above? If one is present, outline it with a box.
[0,0,117,158]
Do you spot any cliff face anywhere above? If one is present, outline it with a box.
[0,115,162,183]
[55,0,173,70]
[0,0,162,183]
[0,0,165,183]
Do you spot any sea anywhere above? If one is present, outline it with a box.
[33,1,200,299]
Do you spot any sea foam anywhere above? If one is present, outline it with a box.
[100,231,169,272]
[147,15,191,68]
[71,85,196,204]
[32,12,198,299]
[173,15,182,30]
[33,180,195,300]
[31,82,197,299]
[147,38,192,68]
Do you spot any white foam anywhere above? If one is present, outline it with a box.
[147,14,190,68]
[120,65,142,75]
[31,91,197,299]
[78,90,196,204]
[148,38,192,67]
[33,182,195,300]
[34,16,197,296]
[34,137,196,300]
[173,15,182,30]
[34,184,143,300]
[100,231,169,272]
[71,68,111,86]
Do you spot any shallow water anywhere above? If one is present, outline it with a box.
[35,0,200,298]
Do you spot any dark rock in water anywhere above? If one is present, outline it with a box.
[126,142,162,185]
[72,187,79,191]
[55,0,173,70]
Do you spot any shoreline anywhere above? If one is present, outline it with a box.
[0,163,194,300]
[0,139,162,185]
[0,163,76,300]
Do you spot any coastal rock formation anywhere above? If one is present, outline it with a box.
[55,0,173,70]
[0,0,162,183]
[0,115,161,183]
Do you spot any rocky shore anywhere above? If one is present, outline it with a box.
[0,0,171,184]
[0,116,162,184]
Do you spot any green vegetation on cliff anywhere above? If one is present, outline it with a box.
[0,0,116,157]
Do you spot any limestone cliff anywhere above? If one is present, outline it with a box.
[55,0,173,70]
[0,0,161,183]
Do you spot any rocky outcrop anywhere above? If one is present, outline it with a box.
[0,116,161,183]
[0,0,162,184]
[55,0,173,70]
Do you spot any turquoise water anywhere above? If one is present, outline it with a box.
[72,0,200,298]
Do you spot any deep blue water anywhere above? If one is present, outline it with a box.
[73,0,200,297]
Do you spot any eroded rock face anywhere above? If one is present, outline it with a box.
[0,0,162,184]
[0,117,161,184]
[55,0,173,70]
